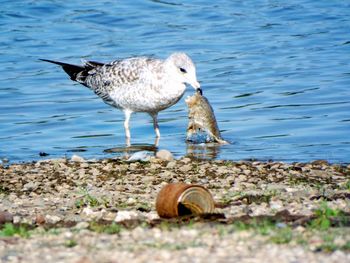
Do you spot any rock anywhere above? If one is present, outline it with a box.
[45,215,61,224]
[71,154,86,163]
[0,211,13,224]
[181,157,192,164]
[237,174,247,181]
[35,214,46,225]
[114,210,140,222]
[127,151,151,162]
[266,183,287,192]
[13,215,21,224]
[243,169,251,176]
[145,211,159,221]
[270,200,283,210]
[126,197,136,205]
[22,181,39,191]
[74,221,89,229]
[156,149,174,161]
[80,162,89,168]
[103,212,117,221]
[81,207,105,220]
[0,158,9,165]
[166,161,177,169]
[179,164,192,173]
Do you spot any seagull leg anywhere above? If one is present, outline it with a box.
[123,110,132,141]
[151,113,160,138]
[154,137,159,147]
[125,137,131,147]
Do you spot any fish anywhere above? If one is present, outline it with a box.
[185,91,229,144]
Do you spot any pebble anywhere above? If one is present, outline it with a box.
[45,215,61,224]
[35,214,46,225]
[126,197,136,205]
[75,221,89,229]
[179,164,192,173]
[82,207,105,220]
[22,181,39,191]
[114,210,140,222]
[71,154,86,163]
[0,158,349,263]
[270,200,284,210]
[243,169,251,175]
[127,151,151,162]
[156,149,174,161]
[181,157,192,164]
[166,161,177,169]
[13,215,21,224]
[0,158,9,165]
[0,211,13,224]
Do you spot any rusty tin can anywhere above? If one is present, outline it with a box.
[156,183,215,218]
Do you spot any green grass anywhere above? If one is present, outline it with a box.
[74,188,110,208]
[313,231,350,252]
[0,223,30,238]
[136,202,152,212]
[64,239,77,248]
[224,202,349,252]
[0,185,9,195]
[89,222,122,234]
[220,190,279,206]
[143,239,203,251]
[342,180,350,191]
[309,202,341,231]
[230,218,279,236]
[270,226,293,244]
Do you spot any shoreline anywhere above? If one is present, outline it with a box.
[2,155,349,166]
[1,156,349,262]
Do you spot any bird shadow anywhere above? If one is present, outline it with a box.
[104,143,158,154]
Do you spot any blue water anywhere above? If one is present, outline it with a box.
[1,0,350,163]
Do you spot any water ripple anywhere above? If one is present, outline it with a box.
[1,0,350,163]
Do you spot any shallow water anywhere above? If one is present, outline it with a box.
[1,0,350,163]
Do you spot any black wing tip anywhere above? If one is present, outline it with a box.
[39,59,87,81]
[39,58,54,62]
[39,58,67,66]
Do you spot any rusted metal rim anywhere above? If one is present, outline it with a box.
[156,183,215,218]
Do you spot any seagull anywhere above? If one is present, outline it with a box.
[40,52,201,145]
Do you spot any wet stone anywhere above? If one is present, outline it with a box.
[71,154,86,163]
[156,149,174,161]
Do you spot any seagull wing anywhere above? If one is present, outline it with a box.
[82,57,157,103]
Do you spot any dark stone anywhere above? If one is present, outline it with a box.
[0,211,13,224]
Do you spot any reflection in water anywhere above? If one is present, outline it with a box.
[104,135,159,159]
[104,143,158,159]
[186,142,223,160]
[124,136,160,148]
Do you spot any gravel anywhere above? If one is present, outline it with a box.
[0,156,349,263]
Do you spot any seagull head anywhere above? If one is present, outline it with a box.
[166,52,201,94]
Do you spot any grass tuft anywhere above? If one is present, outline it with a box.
[0,223,30,238]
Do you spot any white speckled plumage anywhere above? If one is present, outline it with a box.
[42,52,200,143]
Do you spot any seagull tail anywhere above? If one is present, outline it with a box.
[39,59,86,82]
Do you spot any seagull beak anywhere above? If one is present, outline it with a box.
[190,80,202,95]
[192,80,200,89]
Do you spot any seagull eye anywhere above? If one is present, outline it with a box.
[179,67,187,73]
